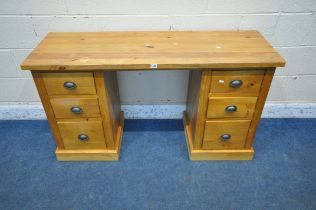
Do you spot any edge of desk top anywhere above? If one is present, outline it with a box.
[21,31,285,71]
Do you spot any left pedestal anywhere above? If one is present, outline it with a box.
[32,71,124,161]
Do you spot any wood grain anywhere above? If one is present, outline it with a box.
[94,71,122,149]
[207,96,257,119]
[183,112,254,160]
[103,71,121,142]
[245,68,276,148]
[50,96,101,119]
[42,72,96,95]
[57,119,107,150]
[21,31,285,71]
[185,71,202,145]
[56,111,125,161]
[192,71,213,149]
[210,70,264,96]
[31,72,65,149]
[203,120,251,149]
[185,71,213,149]
[56,149,119,161]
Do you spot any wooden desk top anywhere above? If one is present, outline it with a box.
[21,31,285,71]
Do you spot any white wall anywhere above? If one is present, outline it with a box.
[0,0,315,111]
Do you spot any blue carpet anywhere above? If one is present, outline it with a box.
[0,119,315,210]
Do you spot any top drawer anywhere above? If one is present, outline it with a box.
[42,73,96,95]
[210,70,264,96]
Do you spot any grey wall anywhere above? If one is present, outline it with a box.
[0,0,315,106]
[118,71,189,104]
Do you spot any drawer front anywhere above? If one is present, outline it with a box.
[210,70,264,96]
[42,73,96,95]
[50,96,101,119]
[57,119,106,149]
[203,120,251,149]
[207,97,257,119]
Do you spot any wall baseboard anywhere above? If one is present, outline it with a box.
[0,103,315,120]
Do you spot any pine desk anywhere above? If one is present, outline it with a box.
[21,31,285,161]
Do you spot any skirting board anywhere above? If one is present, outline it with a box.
[0,103,316,120]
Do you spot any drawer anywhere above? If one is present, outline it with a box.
[57,119,106,149]
[207,97,257,119]
[50,96,101,119]
[210,70,264,96]
[203,120,251,149]
[42,72,96,95]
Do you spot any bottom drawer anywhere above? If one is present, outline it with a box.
[203,120,251,150]
[57,119,107,150]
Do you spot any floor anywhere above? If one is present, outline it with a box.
[0,119,315,210]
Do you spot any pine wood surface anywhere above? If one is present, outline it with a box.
[49,96,101,119]
[203,120,251,149]
[21,31,285,71]
[57,119,107,150]
[206,96,257,119]
[56,111,125,161]
[42,72,96,95]
[183,112,254,160]
[210,70,264,96]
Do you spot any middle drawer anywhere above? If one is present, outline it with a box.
[207,96,257,119]
[50,96,101,119]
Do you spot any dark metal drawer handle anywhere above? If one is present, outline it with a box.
[64,81,77,89]
[220,134,231,141]
[225,105,237,112]
[71,106,82,114]
[230,80,243,88]
[78,134,89,141]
